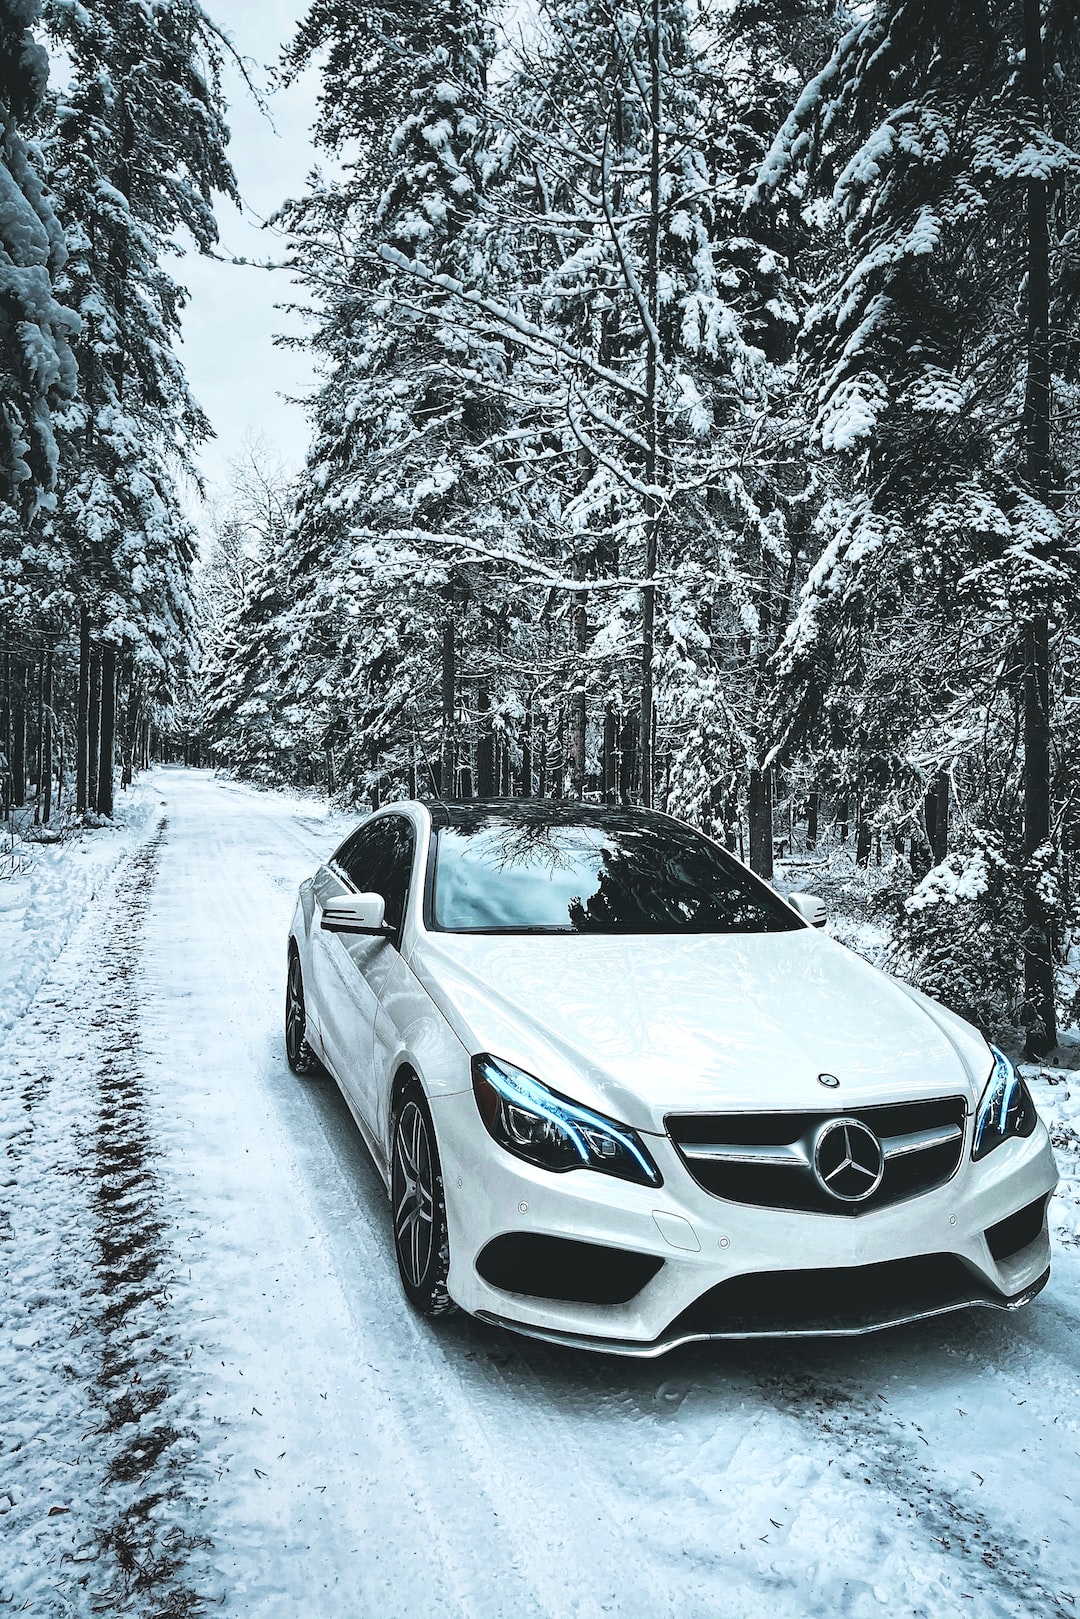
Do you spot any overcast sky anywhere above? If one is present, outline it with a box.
[178,0,321,516]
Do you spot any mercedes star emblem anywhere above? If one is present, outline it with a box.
[812,1117,885,1203]
[817,1073,840,1088]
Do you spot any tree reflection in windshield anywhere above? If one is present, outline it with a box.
[430,804,802,935]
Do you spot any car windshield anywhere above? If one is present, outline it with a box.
[430,808,803,934]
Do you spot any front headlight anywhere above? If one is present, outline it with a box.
[972,1046,1038,1160]
[472,1054,662,1188]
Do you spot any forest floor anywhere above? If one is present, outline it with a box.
[2,767,1080,1618]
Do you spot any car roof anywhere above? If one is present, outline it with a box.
[419,797,680,834]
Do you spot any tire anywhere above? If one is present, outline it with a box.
[391,1080,454,1317]
[285,947,321,1076]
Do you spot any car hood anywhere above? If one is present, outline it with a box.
[408,929,990,1134]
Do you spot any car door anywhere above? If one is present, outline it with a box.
[314,815,415,1134]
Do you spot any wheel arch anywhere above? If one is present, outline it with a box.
[390,1062,421,1124]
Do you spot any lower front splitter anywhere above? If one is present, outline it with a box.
[475,1265,1051,1359]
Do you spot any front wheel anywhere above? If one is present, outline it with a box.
[285,948,320,1076]
[391,1081,454,1317]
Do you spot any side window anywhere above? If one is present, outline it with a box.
[334,824,386,891]
[336,817,414,932]
[330,826,369,881]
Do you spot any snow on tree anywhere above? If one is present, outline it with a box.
[752,0,1080,1049]
[197,443,306,783]
[264,0,532,803]
[35,0,238,809]
[0,0,77,516]
[212,0,824,843]
[437,0,818,845]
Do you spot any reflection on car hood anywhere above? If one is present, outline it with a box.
[409,929,989,1133]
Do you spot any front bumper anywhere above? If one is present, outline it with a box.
[430,1089,1058,1356]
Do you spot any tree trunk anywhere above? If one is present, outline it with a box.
[41,651,53,826]
[932,769,949,865]
[602,708,618,804]
[619,714,637,804]
[552,705,565,799]
[522,693,533,797]
[748,765,773,879]
[856,817,872,869]
[33,655,44,825]
[571,595,587,800]
[806,788,819,851]
[1,651,9,820]
[121,657,139,788]
[369,739,380,810]
[87,645,101,811]
[1020,0,1057,1054]
[440,617,455,796]
[11,660,26,808]
[723,758,739,852]
[77,608,90,813]
[476,680,495,797]
[97,645,116,818]
[923,782,938,859]
[639,0,663,808]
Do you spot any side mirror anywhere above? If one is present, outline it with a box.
[320,892,388,936]
[789,892,827,928]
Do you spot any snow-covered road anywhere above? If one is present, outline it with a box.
[3,769,1079,1617]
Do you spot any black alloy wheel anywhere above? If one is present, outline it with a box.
[285,949,320,1075]
[392,1082,453,1317]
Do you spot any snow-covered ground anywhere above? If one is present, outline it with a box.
[2,768,1079,1617]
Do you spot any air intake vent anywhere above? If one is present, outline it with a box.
[985,1195,1049,1261]
[669,1253,990,1336]
[476,1234,663,1305]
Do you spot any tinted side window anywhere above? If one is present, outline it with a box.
[337,818,414,931]
[331,825,369,881]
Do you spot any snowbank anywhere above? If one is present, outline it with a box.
[0,776,161,1034]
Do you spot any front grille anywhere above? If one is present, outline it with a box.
[667,1253,991,1337]
[668,1096,967,1216]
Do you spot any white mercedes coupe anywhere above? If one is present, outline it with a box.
[285,799,1057,1355]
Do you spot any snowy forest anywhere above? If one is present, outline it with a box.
[2,0,1079,1057]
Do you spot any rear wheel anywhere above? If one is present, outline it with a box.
[391,1081,453,1317]
[285,948,320,1075]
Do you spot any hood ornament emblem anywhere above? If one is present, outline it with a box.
[812,1118,885,1203]
[817,1073,840,1089]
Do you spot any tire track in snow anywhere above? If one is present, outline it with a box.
[0,815,216,1616]
[747,1350,1078,1619]
[82,820,216,1616]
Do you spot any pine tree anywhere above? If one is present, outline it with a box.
[270,0,516,803]
[455,0,816,835]
[0,0,76,514]
[752,0,1080,1048]
[0,0,77,827]
[40,0,237,809]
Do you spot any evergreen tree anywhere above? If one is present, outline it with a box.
[455,0,816,837]
[0,0,76,515]
[752,0,1080,1048]
[40,0,237,806]
[270,0,513,803]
